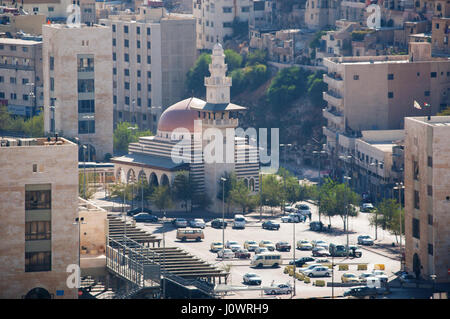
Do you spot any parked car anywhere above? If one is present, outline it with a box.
[309,221,324,231]
[361,203,375,212]
[341,273,361,283]
[210,242,223,252]
[172,218,188,228]
[343,286,378,298]
[235,249,251,259]
[359,272,373,283]
[299,264,323,273]
[255,247,269,254]
[127,207,152,216]
[225,241,241,252]
[399,273,416,284]
[329,244,362,258]
[275,241,291,252]
[243,273,262,285]
[284,205,296,213]
[262,220,280,230]
[312,247,331,257]
[264,283,292,295]
[372,270,385,277]
[311,240,328,249]
[244,240,259,252]
[296,203,311,212]
[211,218,227,229]
[281,213,301,223]
[289,257,315,267]
[189,218,206,229]
[302,266,331,277]
[133,213,158,223]
[259,240,276,251]
[217,249,234,259]
[232,214,246,229]
[358,235,374,246]
[348,245,363,258]
[297,240,313,250]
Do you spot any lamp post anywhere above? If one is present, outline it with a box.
[162,211,167,299]
[220,177,227,261]
[370,161,384,240]
[393,182,405,249]
[312,148,326,185]
[73,216,86,286]
[82,145,87,199]
[343,175,351,257]
[280,144,292,213]
[292,216,296,298]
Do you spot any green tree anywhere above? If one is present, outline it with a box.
[245,49,268,67]
[217,172,238,214]
[23,112,44,137]
[260,174,283,215]
[369,198,404,243]
[186,53,212,97]
[224,49,243,72]
[113,122,152,153]
[438,106,450,116]
[173,171,195,212]
[245,63,270,89]
[79,172,95,200]
[229,179,258,213]
[150,185,174,213]
[307,71,328,107]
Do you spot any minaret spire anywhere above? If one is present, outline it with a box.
[204,43,232,104]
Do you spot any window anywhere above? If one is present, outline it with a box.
[112,38,116,46]
[413,160,419,180]
[427,185,432,197]
[112,24,116,32]
[22,78,29,85]
[137,70,141,77]
[77,79,94,93]
[223,7,232,13]
[147,71,151,78]
[428,244,433,256]
[425,91,430,96]
[78,100,95,113]
[143,114,146,121]
[10,77,16,84]
[113,67,117,75]
[23,94,29,101]
[137,83,141,91]
[32,164,37,173]
[78,120,95,134]
[428,214,433,225]
[113,95,117,104]
[25,252,51,272]
[147,27,151,35]
[427,156,433,167]
[412,218,420,239]
[25,221,51,241]
[25,189,51,210]
[113,52,116,61]
[137,40,140,49]
[388,92,394,99]
[147,41,151,49]
[137,54,141,63]
[10,45,16,51]
[436,23,440,29]
[124,69,130,76]
[353,75,359,80]
[414,190,420,209]
[388,74,394,80]
[10,93,16,100]
[125,96,130,105]
[124,53,129,62]
[431,72,437,78]
[137,97,141,106]
[77,57,94,72]
[124,39,129,47]
[242,6,250,12]
[124,25,128,33]
[0,76,3,83]
[48,6,54,12]
[147,56,151,64]
[50,77,54,91]
[22,46,28,52]
[124,82,130,90]
[147,98,152,107]
[147,84,151,91]
[223,22,232,28]
[136,26,140,35]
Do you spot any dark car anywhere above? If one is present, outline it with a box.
[133,213,158,223]
[310,221,324,231]
[312,247,331,257]
[343,286,378,298]
[276,241,291,252]
[127,207,152,216]
[211,218,227,229]
[235,249,251,259]
[289,257,315,267]
[262,220,280,230]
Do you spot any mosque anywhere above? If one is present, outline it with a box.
[111,43,260,213]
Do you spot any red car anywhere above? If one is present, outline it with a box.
[276,241,291,252]
[235,249,251,259]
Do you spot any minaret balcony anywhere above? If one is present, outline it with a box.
[204,77,232,86]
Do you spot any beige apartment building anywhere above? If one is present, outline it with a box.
[305,0,340,30]
[0,38,43,117]
[99,4,196,132]
[42,23,113,162]
[323,42,450,157]
[193,0,252,50]
[404,116,450,283]
[0,137,79,299]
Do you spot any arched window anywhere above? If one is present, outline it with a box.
[249,178,255,192]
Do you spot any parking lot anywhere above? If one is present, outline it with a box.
[134,201,402,299]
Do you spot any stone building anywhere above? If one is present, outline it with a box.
[0,38,43,117]
[404,116,450,283]
[111,43,260,214]
[0,136,79,299]
[99,3,196,132]
[42,23,113,162]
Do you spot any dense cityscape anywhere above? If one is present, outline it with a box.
[0,0,449,302]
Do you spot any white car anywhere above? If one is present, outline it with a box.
[281,213,301,223]
[259,240,276,251]
[361,203,374,212]
[243,273,262,285]
[264,283,292,295]
[217,249,234,259]
[189,218,206,229]
[372,270,385,277]
[297,240,313,250]
[244,240,259,252]
[284,205,296,213]
[311,240,328,249]
[357,235,374,246]
[255,247,269,254]
[359,272,373,283]
[226,241,242,252]
[299,264,322,272]
[302,266,331,277]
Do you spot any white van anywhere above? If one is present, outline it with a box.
[251,252,282,268]
[232,214,246,229]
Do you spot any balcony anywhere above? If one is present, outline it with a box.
[322,126,338,140]
[202,118,238,127]
[323,90,343,108]
[323,108,344,128]
[323,73,344,91]
[204,77,232,86]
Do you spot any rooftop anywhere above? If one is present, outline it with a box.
[0,38,42,45]
[0,136,74,147]
[110,153,189,171]
[407,116,450,127]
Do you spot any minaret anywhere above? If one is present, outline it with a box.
[205,43,232,105]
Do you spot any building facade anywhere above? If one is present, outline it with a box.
[42,23,114,162]
[99,4,196,132]
[0,137,79,299]
[0,38,43,117]
[193,0,252,50]
[404,116,450,283]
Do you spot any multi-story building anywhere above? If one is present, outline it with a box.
[18,0,73,22]
[0,38,43,117]
[0,136,79,299]
[42,23,113,162]
[99,3,196,132]
[0,10,47,36]
[305,0,340,30]
[193,0,252,50]
[404,116,450,283]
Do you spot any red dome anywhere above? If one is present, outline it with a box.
[157,98,205,133]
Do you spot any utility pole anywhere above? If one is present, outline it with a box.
[221,177,227,261]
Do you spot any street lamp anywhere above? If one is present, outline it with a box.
[162,211,167,299]
[312,148,326,185]
[280,144,293,214]
[393,182,405,249]
[370,161,384,240]
[292,214,296,298]
[81,145,87,199]
[343,175,351,257]
[220,177,227,261]
[73,216,86,285]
